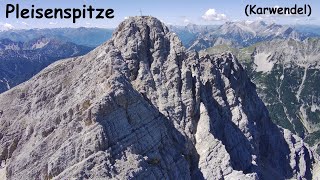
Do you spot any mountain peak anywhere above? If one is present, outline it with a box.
[0,16,317,180]
[110,16,175,54]
[106,16,184,81]
[113,16,169,37]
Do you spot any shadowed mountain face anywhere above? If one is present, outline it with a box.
[205,38,320,156]
[0,37,92,93]
[0,16,318,179]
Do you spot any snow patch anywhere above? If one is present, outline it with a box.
[32,41,49,49]
[299,105,314,133]
[0,161,6,180]
[245,20,254,25]
[4,44,20,50]
[296,65,308,101]
[254,53,274,73]
[280,74,284,80]
[3,78,10,90]
[300,105,308,123]
[236,23,256,36]
[311,104,320,113]
[313,163,320,180]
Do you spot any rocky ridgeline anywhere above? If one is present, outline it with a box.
[175,21,302,51]
[0,16,318,179]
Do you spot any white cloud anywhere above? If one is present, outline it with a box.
[3,23,14,30]
[257,17,264,20]
[22,22,28,26]
[245,20,254,25]
[183,18,190,24]
[49,22,57,25]
[202,9,227,21]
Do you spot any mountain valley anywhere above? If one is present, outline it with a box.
[0,37,92,93]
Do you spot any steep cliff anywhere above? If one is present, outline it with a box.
[0,16,318,179]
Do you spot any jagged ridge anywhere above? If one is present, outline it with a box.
[0,16,318,179]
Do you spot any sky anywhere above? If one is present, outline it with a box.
[0,0,319,29]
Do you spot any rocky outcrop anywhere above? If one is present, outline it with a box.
[0,16,317,179]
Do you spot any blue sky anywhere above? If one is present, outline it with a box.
[0,0,319,29]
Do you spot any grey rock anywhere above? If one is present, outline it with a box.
[0,16,318,179]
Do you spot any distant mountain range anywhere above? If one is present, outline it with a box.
[2,23,319,50]
[0,27,114,47]
[0,27,115,93]
[170,21,320,51]
[0,37,92,93]
[168,24,219,48]
[294,25,320,37]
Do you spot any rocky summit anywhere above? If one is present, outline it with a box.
[0,16,319,179]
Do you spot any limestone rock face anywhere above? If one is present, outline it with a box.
[0,16,317,179]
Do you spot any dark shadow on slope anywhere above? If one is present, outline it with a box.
[93,77,202,179]
[236,77,297,179]
[196,53,308,179]
[227,57,305,179]
[200,79,255,173]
